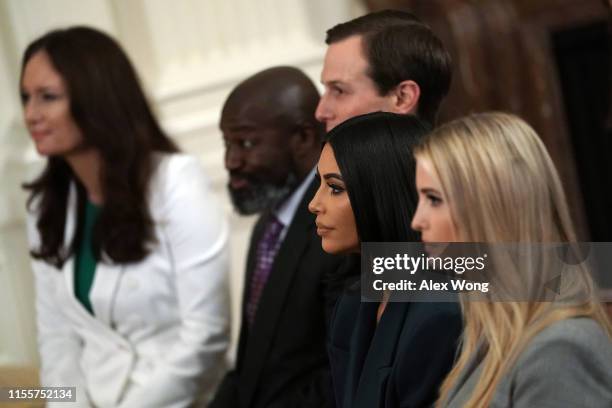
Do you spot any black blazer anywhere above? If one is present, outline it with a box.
[328,274,462,408]
[211,179,344,408]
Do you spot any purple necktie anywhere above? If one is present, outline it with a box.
[246,215,284,327]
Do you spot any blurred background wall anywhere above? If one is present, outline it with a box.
[367,0,612,242]
[0,0,364,371]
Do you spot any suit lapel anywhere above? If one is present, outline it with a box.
[61,183,123,330]
[60,183,92,321]
[241,179,317,405]
[89,261,123,327]
[350,302,411,407]
[344,301,378,407]
[445,341,483,404]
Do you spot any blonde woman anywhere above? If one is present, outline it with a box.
[411,112,612,407]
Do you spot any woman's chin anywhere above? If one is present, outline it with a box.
[322,239,359,256]
[322,239,342,255]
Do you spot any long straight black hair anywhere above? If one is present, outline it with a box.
[326,111,431,243]
[21,26,178,268]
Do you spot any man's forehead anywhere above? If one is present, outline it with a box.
[221,111,290,141]
[321,35,369,83]
[221,102,274,128]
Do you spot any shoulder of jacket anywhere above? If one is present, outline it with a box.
[527,317,609,349]
[512,317,612,377]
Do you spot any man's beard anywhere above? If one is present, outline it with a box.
[228,172,299,215]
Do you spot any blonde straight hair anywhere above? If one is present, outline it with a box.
[414,112,612,407]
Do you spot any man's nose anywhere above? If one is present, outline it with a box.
[315,95,331,124]
[225,146,244,171]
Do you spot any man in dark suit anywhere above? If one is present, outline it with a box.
[210,66,343,408]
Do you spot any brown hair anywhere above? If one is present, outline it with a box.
[21,26,178,268]
[326,10,452,124]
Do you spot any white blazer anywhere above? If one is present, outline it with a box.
[26,154,230,408]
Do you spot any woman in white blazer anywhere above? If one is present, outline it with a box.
[20,27,229,407]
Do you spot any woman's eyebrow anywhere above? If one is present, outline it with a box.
[323,172,343,180]
[420,187,441,195]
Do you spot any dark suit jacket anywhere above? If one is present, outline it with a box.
[210,179,344,408]
[329,269,462,408]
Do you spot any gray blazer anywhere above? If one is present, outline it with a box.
[444,317,612,407]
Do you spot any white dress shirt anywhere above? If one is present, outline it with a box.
[274,168,316,242]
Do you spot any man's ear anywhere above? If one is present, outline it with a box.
[392,80,420,115]
[290,124,319,156]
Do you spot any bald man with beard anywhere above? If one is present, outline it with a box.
[210,67,343,408]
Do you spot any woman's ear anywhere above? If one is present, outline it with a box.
[392,80,420,115]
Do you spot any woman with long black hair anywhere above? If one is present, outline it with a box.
[308,111,461,407]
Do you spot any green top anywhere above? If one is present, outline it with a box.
[74,200,101,315]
